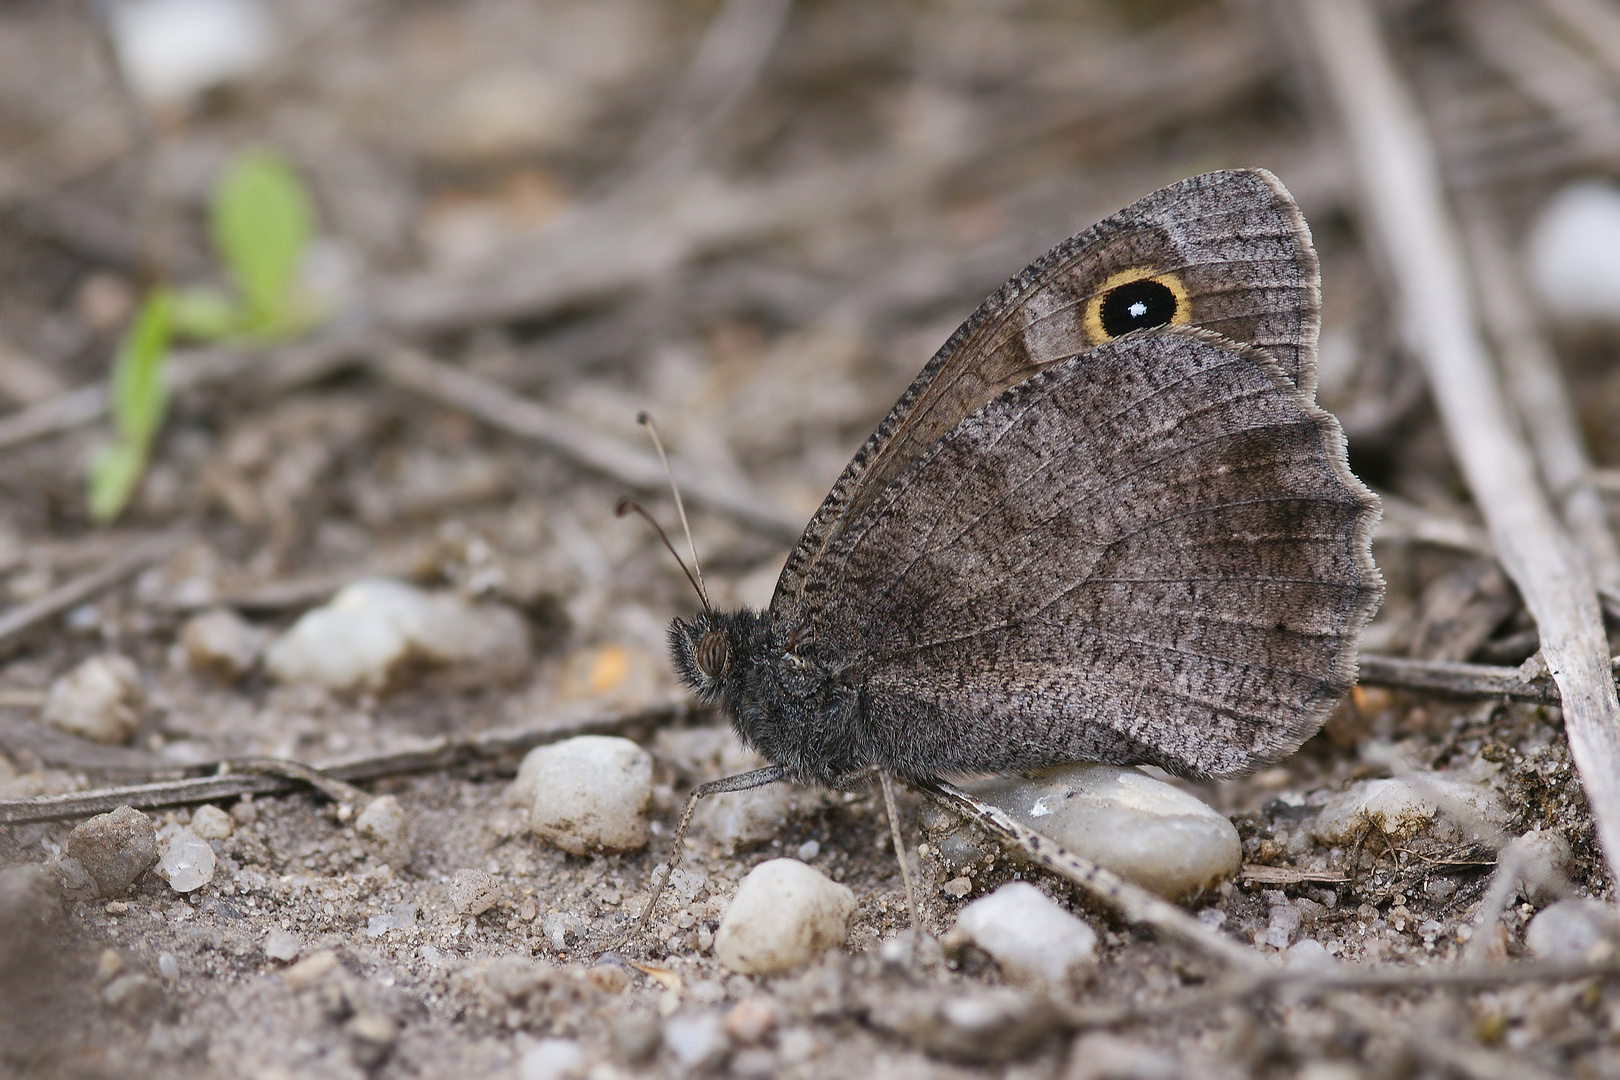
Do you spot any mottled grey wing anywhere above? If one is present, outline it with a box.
[771,169,1320,625]
[797,326,1381,781]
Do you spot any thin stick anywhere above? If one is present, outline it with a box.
[0,531,181,652]
[615,765,787,952]
[1355,653,1562,703]
[1300,0,1620,892]
[636,414,711,612]
[0,703,680,825]
[879,769,920,933]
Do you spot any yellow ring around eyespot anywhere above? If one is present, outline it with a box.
[1082,267,1192,343]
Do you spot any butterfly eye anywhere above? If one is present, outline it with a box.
[1085,268,1190,342]
[694,630,729,678]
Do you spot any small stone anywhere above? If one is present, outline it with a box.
[540,910,584,950]
[103,972,167,1019]
[1312,775,1504,846]
[932,765,1240,901]
[157,951,179,980]
[42,654,144,745]
[97,949,126,982]
[723,999,776,1044]
[366,902,419,938]
[714,859,855,975]
[157,827,216,892]
[449,868,501,916]
[263,928,301,962]
[189,804,233,840]
[65,806,158,897]
[1525,898,1620,962]
[663,1013,728,1070]
[283,950,340,991]
[264,577,530,691]
[107,0,277,105]
[795,839,821,861]
[179,609,265,679]
[1527,181,1620,320]
[948,882,1097,989]
[355,795,411,866]
[519,1037,585,1080]
[610,1011,663,1062]
[586,963,630,994]
[526,736,652,855]
[345,1012,397,1069]
[941,877,972,899]
[230,798,258,825]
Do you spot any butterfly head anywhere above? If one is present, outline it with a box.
[668,609,760,704]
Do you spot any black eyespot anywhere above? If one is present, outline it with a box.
[694,630,729,678]
[1098,278,1179,337]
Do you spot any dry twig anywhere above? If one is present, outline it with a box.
[0,703,681,825]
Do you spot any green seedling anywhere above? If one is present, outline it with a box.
[173,148,321,340]
[88,288,172,523]
[89,148,322,523]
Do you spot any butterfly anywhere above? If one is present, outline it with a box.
[632,169,1382,937]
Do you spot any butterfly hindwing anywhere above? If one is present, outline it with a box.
[793,326,1380,780]
[771,169,1321,632]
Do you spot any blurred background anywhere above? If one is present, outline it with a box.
[4,0,1620,1074]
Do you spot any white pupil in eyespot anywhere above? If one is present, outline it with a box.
[1128,300,1148,318]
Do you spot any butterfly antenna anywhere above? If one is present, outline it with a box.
[637,411,712,612]
[616,498,712,615]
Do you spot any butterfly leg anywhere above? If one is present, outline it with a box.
[614,764,788,953]
[878,768,921,935]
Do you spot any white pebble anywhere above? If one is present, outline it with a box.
[157,827,216,892]
[714,859,855,975]
[263,927,300,962]
[355,795,411,866]
[540,911,584,951]
[366,902,418,938]
[264,578,530,691]
[179,609,265,679]
[449,868,501,916]
[796,839,820,861]
[42,654,144,745]
[949,765,1241,900]
[1525,898,1620,962]
[1527,182,1620,320]
[526,737,652,855]
[107,0,276,105]
[950,881,1096,989]
[1262,901,1303,949]
[1312,778,1434,844]
[189,805,233,840]
[519,1038,585,1080]
[663,1013,728,1070]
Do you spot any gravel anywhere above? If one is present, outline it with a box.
[524,736,653,855]
[948,881,1098,990]
[41,654,145,745]
[63,806,158,897]
[714,859,855,975]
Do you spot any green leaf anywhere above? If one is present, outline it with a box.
[169,286,241,340]
[210,149,313,326]
[110,289,172,446]
[87,442,148,525]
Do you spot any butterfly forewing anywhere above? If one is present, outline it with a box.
[794,327,1380,780]
[771,169,1321,630]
